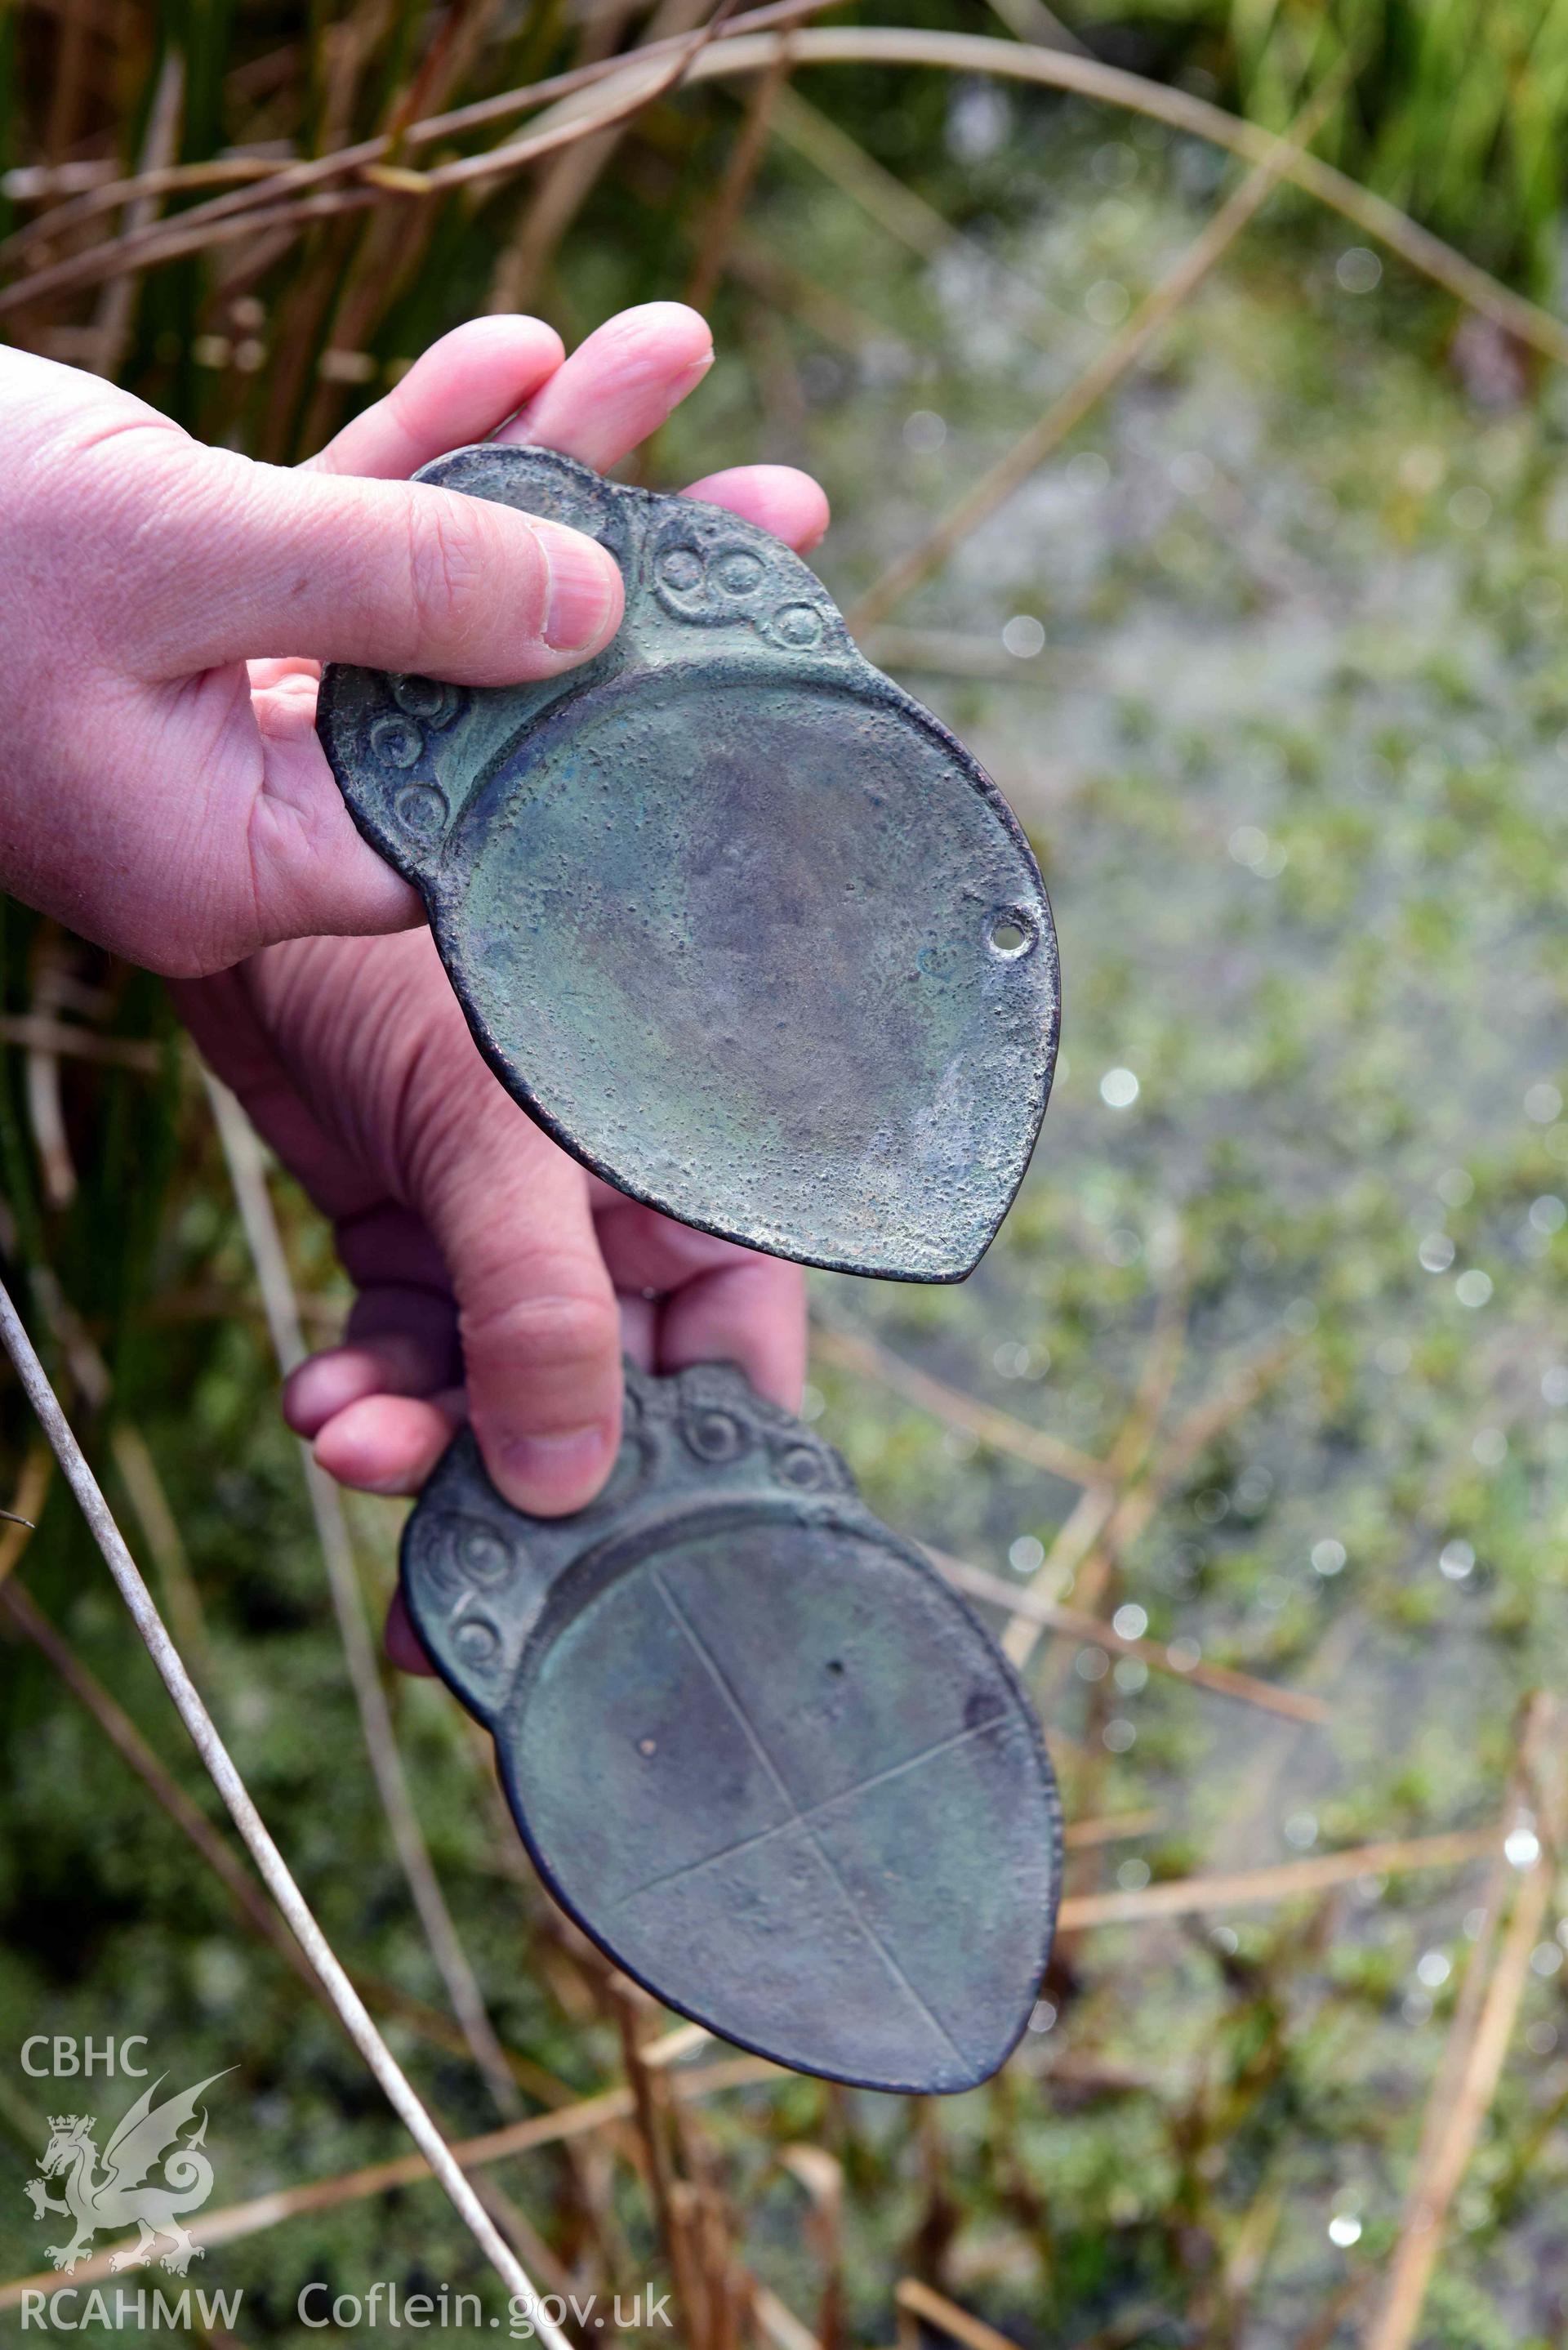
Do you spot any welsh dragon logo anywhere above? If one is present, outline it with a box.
[23,2070,230,2275]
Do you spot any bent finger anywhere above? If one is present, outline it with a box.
[311,1388,465,1496]
[657,1255,808,1412]
[283,1292,458,1437]
[495,301,713,470]
[682,464,830,551]
[308,315,566,482]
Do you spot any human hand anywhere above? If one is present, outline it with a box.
[173,305,821,1664]
[0,317,639,973]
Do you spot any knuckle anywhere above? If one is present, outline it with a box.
[404,493,492,648]
[403,495,546,657]
[464,1282,619,1376]
[396,1029,522,1198]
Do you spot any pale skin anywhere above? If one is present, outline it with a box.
[6,304,817,1668]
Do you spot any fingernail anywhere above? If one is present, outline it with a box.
[499,1424,610,1496]
[539,526,622,653]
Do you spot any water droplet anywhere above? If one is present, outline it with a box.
[902,409,947,454]
[1001,613,1045,658]
[1336,247,1381,293]
[1085,277,1130,327]
[1169,450,1214,497]
[1447,484,1491,529]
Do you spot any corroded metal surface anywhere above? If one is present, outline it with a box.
[402,1362,1061,2094]
[318,448,1058,1282]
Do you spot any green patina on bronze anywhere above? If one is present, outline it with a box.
[318,447,1058,1281]
[402,1362,1061,2095]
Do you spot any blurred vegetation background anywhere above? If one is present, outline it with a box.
[7,2,1568,2346]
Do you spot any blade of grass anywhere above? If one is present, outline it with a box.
[1290,2275,1374,2350]
[1057,1828,1501,1929]
[934,1550,1329,1723]
[754,2284,825,2350]
[1064,1808,1164,1848]
[685,38,795,313]
[42,0,91,170]
[643,2021,713,2067]
[725,226,887,347]
[1005,1485,1118,1676]
[982,0,1089,56]
[0,1014,159,1070]
[0,1449,52,1569]
[90,47,183,379]
[779,2141,842,2350]
[0,158,296,273]
[895,2277,1019,2350]
[612,1975,707,2340]
[1363,1694,1562,2350]
[1103,1230,1192,1484]
[429,0,742,194]
[811,1318,1110,1491]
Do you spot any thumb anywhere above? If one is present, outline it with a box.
[136,444,623,681]
[408,1078,625,1517]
